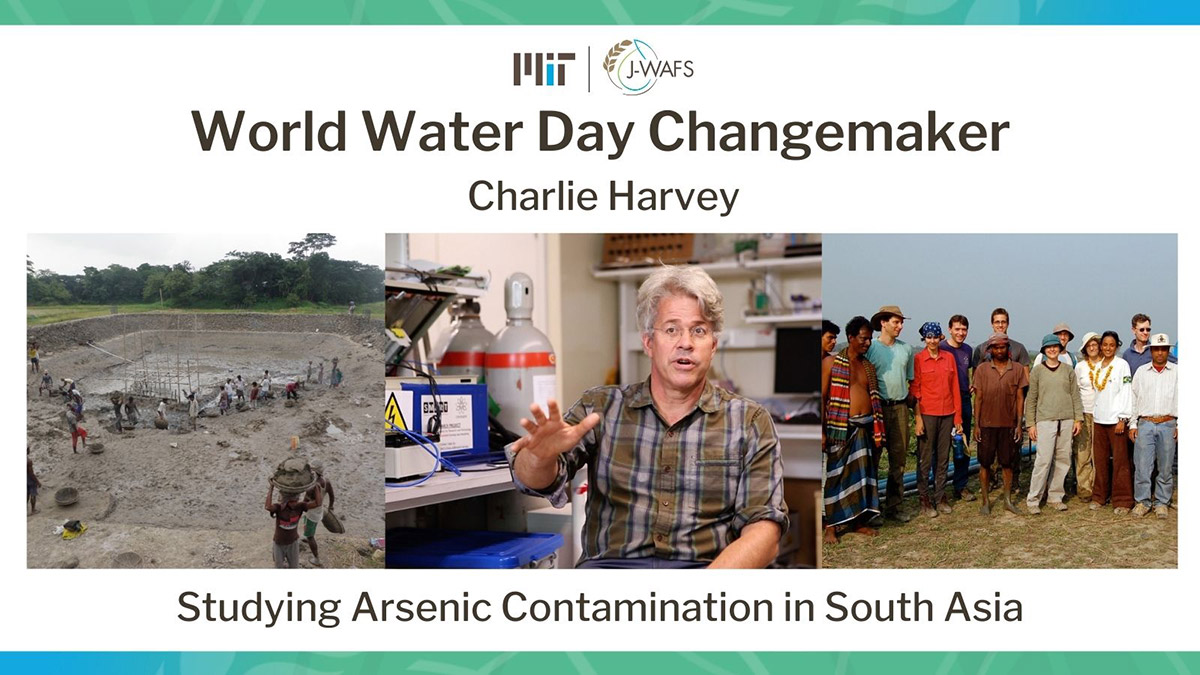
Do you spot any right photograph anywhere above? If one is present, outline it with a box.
[821,233,1178,569]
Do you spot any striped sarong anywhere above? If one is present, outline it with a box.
[824,417,880,527]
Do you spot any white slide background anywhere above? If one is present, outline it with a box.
[1,26,1195,651]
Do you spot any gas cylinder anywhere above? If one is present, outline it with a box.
[436,300,494,378]
[486,273,557,435]
[429,299,466,366]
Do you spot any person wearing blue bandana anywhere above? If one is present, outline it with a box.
[912,321,963,518]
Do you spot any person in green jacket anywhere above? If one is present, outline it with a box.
[1024,334,1083,515]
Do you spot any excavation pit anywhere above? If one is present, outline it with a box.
[27,313,384,569]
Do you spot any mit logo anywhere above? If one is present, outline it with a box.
[513,52,575,86]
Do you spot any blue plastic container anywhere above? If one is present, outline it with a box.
[387,527,564,569]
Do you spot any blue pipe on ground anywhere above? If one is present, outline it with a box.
[878,441,1037,496]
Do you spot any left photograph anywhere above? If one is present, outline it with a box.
[26,234,385,568]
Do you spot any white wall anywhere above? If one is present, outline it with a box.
[407,233,550,345]
[555,234,618,406]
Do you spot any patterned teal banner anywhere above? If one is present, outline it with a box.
[1,0,1199,25]
[3,652,1200,672]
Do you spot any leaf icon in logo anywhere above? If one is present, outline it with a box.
[603,40,633,73]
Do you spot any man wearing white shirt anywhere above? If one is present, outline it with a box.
[1130,333,1178,519]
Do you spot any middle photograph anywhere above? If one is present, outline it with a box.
[383,233,822,570]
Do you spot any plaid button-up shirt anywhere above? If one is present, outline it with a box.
[512,378,788,564]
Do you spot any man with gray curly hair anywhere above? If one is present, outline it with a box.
[509,265,787,569]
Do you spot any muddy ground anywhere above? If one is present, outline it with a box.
[822,460,1178,569]
[26,325,386,569]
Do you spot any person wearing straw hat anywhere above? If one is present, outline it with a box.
[912,321,962,518]
[973,333,1027,515]
[1090,331,1135,514]
[1072,331,1103,502]
[1130,332,1178,519]
[1024,333,1083,514]
[1033,323,1078,368]
[866,304,916,523]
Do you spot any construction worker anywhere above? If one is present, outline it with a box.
[302,460,334,567]
[187,392,199,430]
[123,395,139,425]
[111,393,124,433]
[65,403,88,453]
[156,398,169,429]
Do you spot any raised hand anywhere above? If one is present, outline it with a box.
[510,399,601,464]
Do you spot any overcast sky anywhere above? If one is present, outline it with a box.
[823,234,1178,351]
[27,233,381,275]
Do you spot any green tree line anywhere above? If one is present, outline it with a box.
[27,234,382,308]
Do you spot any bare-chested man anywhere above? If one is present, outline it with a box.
[822,316,887,543]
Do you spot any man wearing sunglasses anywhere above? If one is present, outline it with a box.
[1124,313,1176,381]
[508,265,787,569]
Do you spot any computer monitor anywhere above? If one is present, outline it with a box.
[774,327,821,395]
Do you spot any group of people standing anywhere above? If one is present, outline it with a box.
[821,307,1178,543]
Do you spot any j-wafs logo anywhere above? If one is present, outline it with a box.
[602,39,693,96]
[513,51,576,86]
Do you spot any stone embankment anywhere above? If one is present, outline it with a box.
[28,313,383,354]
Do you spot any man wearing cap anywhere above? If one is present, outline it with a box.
[866,305,916,523]
[971,308,1031,369]
[1033,323,1078,368]
[912,322,963,517]
[973,333,1028,515]
[1024,334,1083,514]
[940,314,976,503]
[1125,314,1177,380]
[971,308,1030,497]
[1130,333,1178,519]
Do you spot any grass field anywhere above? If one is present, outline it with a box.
[827,410,1177,569]
[27,301,386,326]
[823,467,1179,569]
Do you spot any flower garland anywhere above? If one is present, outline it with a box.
[1088,359,1114,392]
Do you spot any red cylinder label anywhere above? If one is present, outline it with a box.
[485,352,556,368]
[440,351,486,368]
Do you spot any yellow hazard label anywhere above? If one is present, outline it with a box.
[385,391,407,431]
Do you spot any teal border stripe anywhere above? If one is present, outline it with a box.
[1,0,1199,25]
[3,652,1200,673]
